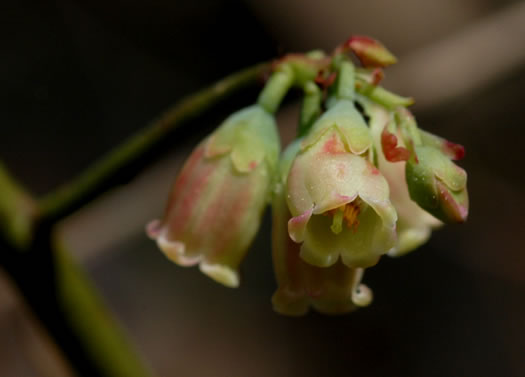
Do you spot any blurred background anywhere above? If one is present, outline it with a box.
[2,0,525,376]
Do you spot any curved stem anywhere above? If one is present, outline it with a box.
[297,81,322,137]
[39,62,270,222]
[356,79,414,109]
[0,163,37,249]
[257,63,294,114]
[54,241,154,377]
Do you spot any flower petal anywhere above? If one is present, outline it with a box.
[288,142,391,216]
[338,205,394,268]
[199,262,239,288]
[288,207,314,243]
[297,215,338,267]
[156,231,201,266]
[388,222,431,257]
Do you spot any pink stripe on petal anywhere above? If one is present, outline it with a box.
[165,146,210,225]
[171,145,206,197]
[168,162,215,235]
[195,170,244,235]
[207,178,253,259]
[288,207,314,243]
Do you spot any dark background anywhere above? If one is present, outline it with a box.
[1,0,525,376]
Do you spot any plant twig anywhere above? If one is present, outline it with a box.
[54,242,154,377]
[0,162,37,249]
[39,62,270,222]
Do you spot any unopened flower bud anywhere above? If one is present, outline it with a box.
[344,35,397,68]
[147,105,279,287]
[419,129,465,161]
[406,146,468,224]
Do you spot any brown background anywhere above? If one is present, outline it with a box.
[1,0,525,376]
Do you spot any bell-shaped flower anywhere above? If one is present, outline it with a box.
[367,102,441,256]
[286,99,397,269]
[146,105,280,288]
[271,141,373,315]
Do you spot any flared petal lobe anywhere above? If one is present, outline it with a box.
[147,105,280,287]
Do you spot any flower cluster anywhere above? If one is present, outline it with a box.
[147,36,469,315]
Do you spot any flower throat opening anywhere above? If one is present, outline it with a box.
[327,200,362,235]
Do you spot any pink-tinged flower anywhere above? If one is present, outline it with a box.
[146,105,279,288]
[286,99,397,268]
[343,35,397,68]
[368,103,441,256]
[271,141,372,316]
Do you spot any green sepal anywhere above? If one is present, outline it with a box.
[303,99,372,155]
[205,105,280,173]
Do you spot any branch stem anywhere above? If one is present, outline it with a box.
[0,163,37,249]
[39,62,270,221]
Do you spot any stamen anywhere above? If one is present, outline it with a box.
[328,201,362,235]
[344,202,361,232]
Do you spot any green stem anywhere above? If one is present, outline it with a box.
[40,62,270,222]
[0,163,37,249]
[54,242,153,377]
[297,81,322,137]
[257,64,294,114]
[395,107,422,148]
[356,79,414,109]
[336,60,355,101]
